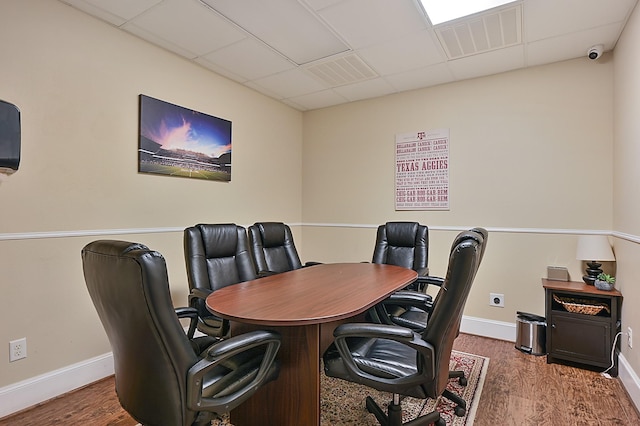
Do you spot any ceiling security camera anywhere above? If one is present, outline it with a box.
[588,45,604,60]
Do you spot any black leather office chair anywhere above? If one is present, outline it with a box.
[248,222,310,275]
[384,227,489,332]
[376,228,488,391]
[184,224,258,337]
[323,231,484,426]
[371,221,429,290]
[366,221,430,326]
[82,240,280,426]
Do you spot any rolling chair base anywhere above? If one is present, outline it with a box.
[364,395,445,426]
[450,369,467,386]
[442,389,467,417]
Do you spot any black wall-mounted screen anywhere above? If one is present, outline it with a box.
[0,99,21,171]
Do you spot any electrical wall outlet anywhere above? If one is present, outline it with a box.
[628,327,633,349]
[9,338,27,362]
[489,293,505,308]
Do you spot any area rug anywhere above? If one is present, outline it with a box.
[319,350,488,425]
[206,350,488,426]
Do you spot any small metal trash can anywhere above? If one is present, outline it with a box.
[515,311,546,355]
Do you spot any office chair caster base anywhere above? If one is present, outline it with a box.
[366,395,396,425]
[365,395,443,426]
[442,389,466,417]
[449,369,467,386]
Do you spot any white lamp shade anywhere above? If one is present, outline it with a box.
[576,235,615,261]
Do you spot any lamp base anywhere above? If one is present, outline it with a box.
[583,261,602,285]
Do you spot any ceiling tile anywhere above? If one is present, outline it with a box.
[122,22,200,59]
[200,39,295,81]
[201,0,349,64]
[304,0,345,11]
[318,0,428,49]
[251,69,327,99]
[280,98,309,111]
[333,77,397,101]
[288,89,350,110]
[385,63,455,92]
[358,29,445,75]
[58,0,161,25]
[525,0,637,41]
[126,0,246,57]
[194,58,249,84]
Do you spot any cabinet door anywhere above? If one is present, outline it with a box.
[549,313,611,366]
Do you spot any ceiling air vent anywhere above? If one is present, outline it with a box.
[304,53,378,87]
[435,4,522,60]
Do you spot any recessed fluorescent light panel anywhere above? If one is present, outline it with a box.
[419,0,516,25]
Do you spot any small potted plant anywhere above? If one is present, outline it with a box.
[595,273,616,291]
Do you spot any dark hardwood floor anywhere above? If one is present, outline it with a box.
[1,333,638,425]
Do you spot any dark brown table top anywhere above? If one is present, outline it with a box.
[541,278,622,297]
[206,263,418,326]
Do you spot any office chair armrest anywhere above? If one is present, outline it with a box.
[188,288,230,337]
[174,306,198,339]
[303,261,322,267]
[205,330,280,359]
[189,287,212,301]
[334,322,415,340]
[175,306,198,318]
[369,290,432,329]
[388,290,433,311]
[187,330,281,413]
[418,275,444,287]
[411,274,443,292]
[331,323,435,386]
[386,290,432,306]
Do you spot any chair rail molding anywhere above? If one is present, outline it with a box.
[0,224,621,242]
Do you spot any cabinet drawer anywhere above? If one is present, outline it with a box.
[548,313,611,365]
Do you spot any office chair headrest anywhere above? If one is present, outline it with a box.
[195,223,242,258]
[257,222,287,248]
[384,222,421,247]
[82,240,151,257]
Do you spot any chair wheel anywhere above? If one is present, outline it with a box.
[459,377,467,386]
[454,406,466,417]
[435,419,446,426]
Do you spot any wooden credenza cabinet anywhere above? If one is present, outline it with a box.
[543,279,623,376]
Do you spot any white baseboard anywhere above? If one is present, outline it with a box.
[619,353,640,410]
[0,353,114,418]
[1,318,639,419]
[460,315,517,342]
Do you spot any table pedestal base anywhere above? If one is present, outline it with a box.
[230,322,320,426]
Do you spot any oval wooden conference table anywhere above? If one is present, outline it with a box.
[206,262,418,426]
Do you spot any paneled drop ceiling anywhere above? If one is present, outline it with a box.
[58,0,638,111]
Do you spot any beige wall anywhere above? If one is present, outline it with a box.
[613,1,640,376]
[301,58,614,323]
[0,0,303,386]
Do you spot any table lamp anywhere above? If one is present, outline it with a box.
[576,235,615,285]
